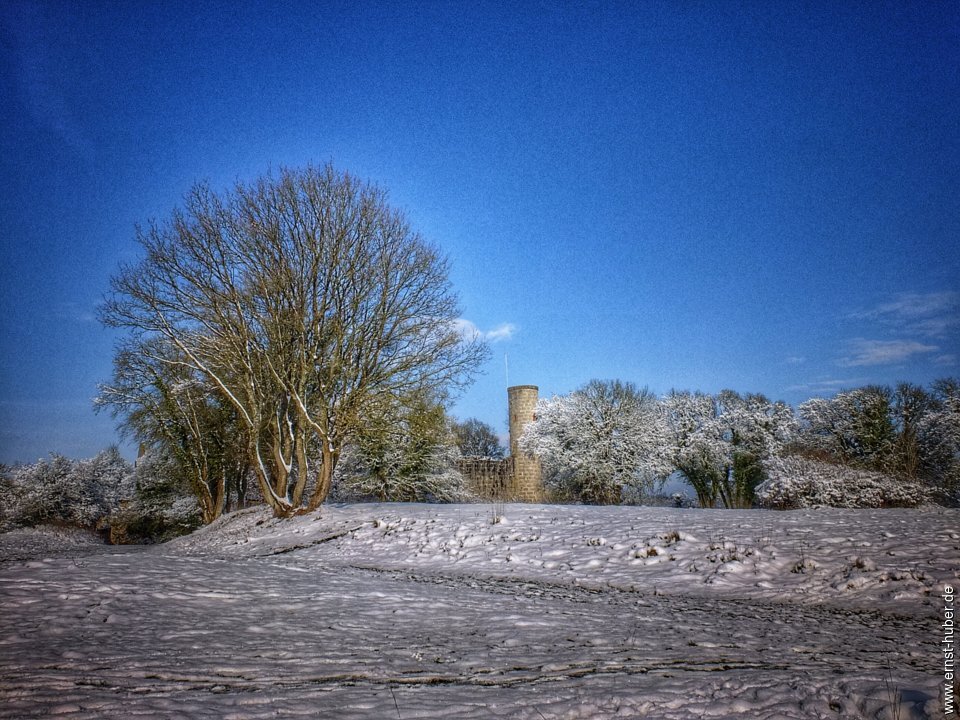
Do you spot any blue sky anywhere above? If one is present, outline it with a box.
[1,0,958,463]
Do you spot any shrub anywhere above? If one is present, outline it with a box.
[4,449,130,530]
[757,456,930,509]
[104,450,201,543]
[334,442,471,503]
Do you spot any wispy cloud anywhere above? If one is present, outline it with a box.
[784,356,806,365]
[455,319,517,343]
[838,338,939,367]
[837,291,957,368]
[853,291,960,339]
[484,323,517,342]
[784,378,865,395]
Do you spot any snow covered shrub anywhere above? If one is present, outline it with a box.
[757,456,930,509]
[4,449,130,530]
[106,450,201,544]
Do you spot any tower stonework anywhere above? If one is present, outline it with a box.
[508,385,543,502]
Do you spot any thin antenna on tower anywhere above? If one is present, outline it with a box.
[504,353,509,388]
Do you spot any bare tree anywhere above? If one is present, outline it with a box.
[451,418,505,458]
[102,164,487,517]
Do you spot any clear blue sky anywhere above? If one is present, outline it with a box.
[1,1,958,463]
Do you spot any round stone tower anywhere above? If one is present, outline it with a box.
[508,385,543,502]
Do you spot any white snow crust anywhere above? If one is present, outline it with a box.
[1,503,955,718]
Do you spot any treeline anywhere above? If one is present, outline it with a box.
[0,448,198,543]
[521,378,959,509]
[2,377,955,542]
[0,411,505,541]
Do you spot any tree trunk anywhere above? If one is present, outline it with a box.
[306,444,338,512]
[252,441,296,517]
[289,432,310,508]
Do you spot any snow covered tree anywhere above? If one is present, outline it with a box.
[451,418,505,458]
[890,382,934,480]
[101,164,487,517]
[6,454,75,527]
[795,379,959,505]
[918,378,960,502]
[0,466,13,531]
[70,447,129,519]
[661,390,795,508]
[797,386,897,471]
[660,392,728,508]
[717,391,797,508]
[97,337,251,524]
[335,392,468,502]
[520,380,671,505]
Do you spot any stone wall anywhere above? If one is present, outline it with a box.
[457,456,512,499]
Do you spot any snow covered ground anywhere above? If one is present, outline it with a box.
[1,503,955,718]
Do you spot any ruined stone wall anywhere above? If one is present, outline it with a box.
[457,457,512,499]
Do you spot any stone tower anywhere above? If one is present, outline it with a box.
[508,385,542,502]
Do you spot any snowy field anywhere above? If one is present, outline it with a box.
[1,503,955,719]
